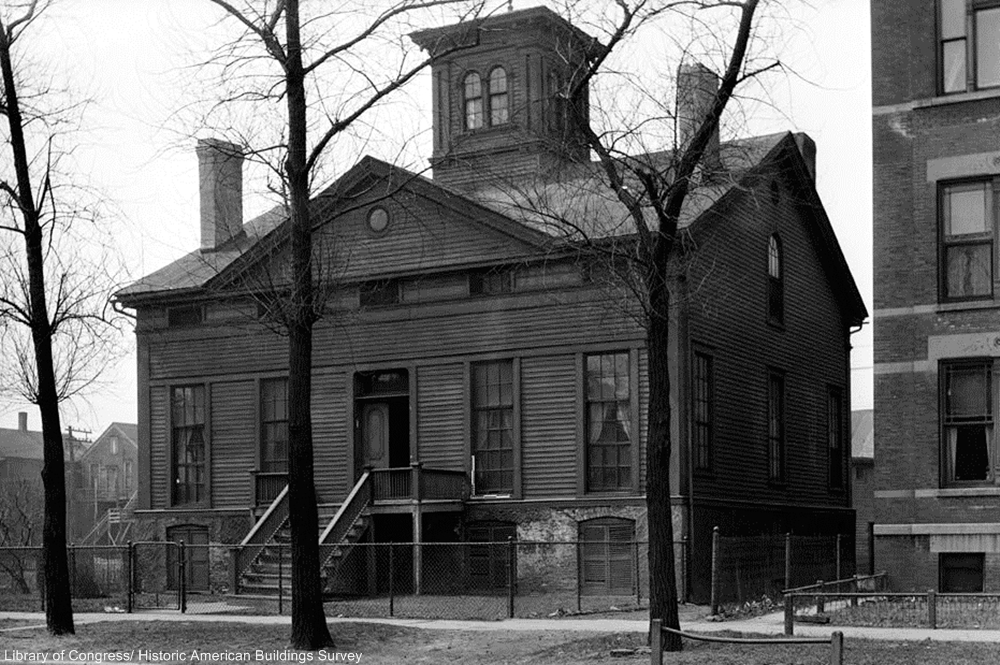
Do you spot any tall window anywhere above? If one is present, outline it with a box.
[586,352,632,491]
[939,0,1000,93]
[472,360,514,495]
[767,371,785,482]
[767,234,784,324]
[124,460,134,493]
[171,385,206,505]
[464,72,484,130]
[692,351,713,471]
[941,181,994,300]
[828,387,844,490]
[488,67,509,126]
[261,378,289,473]
[943,361,992,484]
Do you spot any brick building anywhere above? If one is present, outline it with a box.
[872,0,1000,591]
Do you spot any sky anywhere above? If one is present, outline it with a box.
[0,0,873,435]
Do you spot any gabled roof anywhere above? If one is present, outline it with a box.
[116,156,553,305]
[80,422,139,463]
[0,426,43,461]
[117,134,867,329]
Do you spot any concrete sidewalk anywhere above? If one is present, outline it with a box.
[3,610,1000,643]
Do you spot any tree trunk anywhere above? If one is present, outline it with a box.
[0,22,74,637]
[284,0,334,650]
[646,282,681,652]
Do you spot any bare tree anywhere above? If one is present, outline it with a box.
[198,0,482,649]
[466,0,772,652]
[0,0,124,635]
[0,478,43,594]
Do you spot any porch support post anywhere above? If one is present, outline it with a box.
[412,503,423,595]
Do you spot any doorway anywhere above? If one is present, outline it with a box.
[355,369,410,477]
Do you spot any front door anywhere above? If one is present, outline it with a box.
[361,402,390,469]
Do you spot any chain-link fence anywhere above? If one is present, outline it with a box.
[1,539,689,618]
[712,530,855,612]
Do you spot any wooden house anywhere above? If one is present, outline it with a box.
[74,423,138,544]
[115,7,866,602]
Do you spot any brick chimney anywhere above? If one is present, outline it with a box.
[18,411,27,431]
[196,138,244,252]
[676,62,721,172]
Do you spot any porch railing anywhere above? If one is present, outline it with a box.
[231,484,288,591]
[370,463,468,503]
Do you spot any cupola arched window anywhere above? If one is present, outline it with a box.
[488,67,509,126]
[768,234,784,325]
[464,72,484,130]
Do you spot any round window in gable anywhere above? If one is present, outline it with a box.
[367,206,390,234]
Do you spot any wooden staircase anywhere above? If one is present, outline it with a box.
[234,472,373,596]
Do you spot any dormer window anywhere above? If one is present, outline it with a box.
[488,67,509,126]
[464,72,484,130]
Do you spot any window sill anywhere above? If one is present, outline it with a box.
[916,486,1000,498]
[915,88,1000,110]
[936,299,1000,313]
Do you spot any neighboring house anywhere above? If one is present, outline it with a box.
[872,0,1000,592]
[116,7,866,601]
[0,412,44,486]
[851,409,874,574]
[75,423,138,544]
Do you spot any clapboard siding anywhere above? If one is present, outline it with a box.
[638,349,648,492]
[147,294,641,381]
[416,363,466,471]
[521,354,577,497]
[149,386,167,509]
[313,369,348,504]
[210,380,255,507]
[687,173,849,510]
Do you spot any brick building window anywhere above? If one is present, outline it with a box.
[471,360,514,495]
[767,371,785,483]
[692,351,713,471]
[488,67,509,126]
[464,72,483,130]
[940,553,984,592]
[767,234,783,325]
[942,360,992,484]
[940,180,994,301]
[260,377,288,473]
[171,385,206,506]
[939,0,1000,93]
[585,352,632,491]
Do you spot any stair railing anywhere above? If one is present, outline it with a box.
[319,471,372,566]
[235,484,289,581]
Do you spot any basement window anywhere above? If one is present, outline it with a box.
[939,553,984,592]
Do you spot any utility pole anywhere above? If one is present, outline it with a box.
[64,426,91,541]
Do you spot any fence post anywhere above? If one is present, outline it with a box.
[785,532,792,590]
[126,541,133,614]
[710,526,720,616]
[784,593,794,635]
[836,534,842,581]
[635,540,641,607]
[507,536,515,619]
[816,580,824,614]
[650,618,662,665]
[829,631,844,665]
[179,540,187,614]
[928,589,936,629]
[576,540,582,613]
[389,543,395,618]
[228,546,240,596]
[69,543,76,597]
[278,544,284,616]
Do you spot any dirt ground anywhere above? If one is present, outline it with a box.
[4,618,1000,664]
